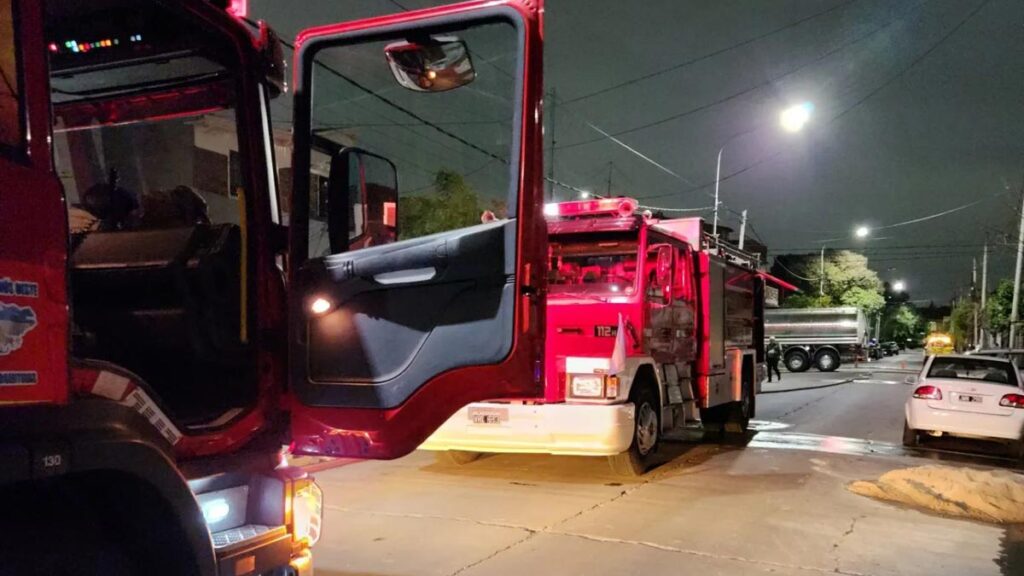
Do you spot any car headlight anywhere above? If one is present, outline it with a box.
[570,374,605,398]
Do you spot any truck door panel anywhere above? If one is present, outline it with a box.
[288,0,545,459]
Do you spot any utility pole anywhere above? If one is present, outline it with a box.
[981,242,988,347]
[546,90,556,201]
[738,210,748,250]
[819,245,826,296]
[973,257,979,348]
[713,147,723,239]
[1010,191,1024,349]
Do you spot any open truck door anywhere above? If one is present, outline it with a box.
[288,0,546,459]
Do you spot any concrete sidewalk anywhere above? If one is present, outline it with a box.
[310,445,1021,576]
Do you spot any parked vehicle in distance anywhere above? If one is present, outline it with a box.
[882,342,900,356]
[903,354,1024,457]
[924,332,954,355]
[764,307,867,372]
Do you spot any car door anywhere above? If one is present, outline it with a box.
[288,0,546,459]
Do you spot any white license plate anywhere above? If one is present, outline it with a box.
[958,394,982,403]
[468,407,508,425]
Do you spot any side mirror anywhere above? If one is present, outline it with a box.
[326,148,399,254]
[258,22,288,97]
[385,36,475,93]
[904,375,918,385]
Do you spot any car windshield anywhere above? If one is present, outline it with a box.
[548,234,639,296]
[927,358,1018,386]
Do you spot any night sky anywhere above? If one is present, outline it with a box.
[251,0,1024,304]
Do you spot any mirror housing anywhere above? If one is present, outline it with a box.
[904,374,919,385]
[326,148,399,254]
[385,36,475,92]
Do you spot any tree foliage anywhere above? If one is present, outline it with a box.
[398,169,504,240]
[771,250,885,315]
[985,279,1014,336]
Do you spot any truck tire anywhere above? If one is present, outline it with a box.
[784,349,811,373]
[437,450,482,465]
[608,384,660,476]
[814,349,840,372]
[724,380,754,435]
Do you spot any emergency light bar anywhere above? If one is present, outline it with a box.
[544,197,638,220]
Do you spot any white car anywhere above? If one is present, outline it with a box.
[904,354,1024,456]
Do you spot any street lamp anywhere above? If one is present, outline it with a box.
[580,190,591,199]
[855,225,870,239]
[713,102,813,239]
[893,280,906,292]
[779,102,814,133]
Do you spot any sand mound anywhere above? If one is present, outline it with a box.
[849,465,1024,523]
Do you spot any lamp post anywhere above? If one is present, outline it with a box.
[712,102,813,240]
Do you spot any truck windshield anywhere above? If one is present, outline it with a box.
[548,234,640,296]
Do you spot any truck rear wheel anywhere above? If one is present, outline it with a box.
[814,349,840,372]
[608,384,660,476]
[784,349,811,373]
[724,381,754,435]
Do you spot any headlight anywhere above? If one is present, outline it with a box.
[292,479,323,547]
[570,374,605,398]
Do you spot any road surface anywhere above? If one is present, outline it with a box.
[308,350,1024,576]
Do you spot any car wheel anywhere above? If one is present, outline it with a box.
[902,420,920,447]
[785,350,811,373]
[815,350,840,372]
[608,384,660,476]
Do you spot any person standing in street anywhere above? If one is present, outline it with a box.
[766,337,782,382]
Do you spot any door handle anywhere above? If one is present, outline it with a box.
[373,267,437,285]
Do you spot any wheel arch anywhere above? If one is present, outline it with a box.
[618,357,664,408]
[0,400,216,576]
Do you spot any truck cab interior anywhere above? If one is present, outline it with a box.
[47,0,257,428]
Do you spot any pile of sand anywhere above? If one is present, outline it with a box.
[849,465,1024,523]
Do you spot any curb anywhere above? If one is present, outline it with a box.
[760,377,856,395]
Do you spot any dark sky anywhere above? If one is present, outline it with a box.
[252,0,1024,304]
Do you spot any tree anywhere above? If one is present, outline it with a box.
[950,298,975,349]
[398,169,491,239]
[889,304,922,343]
[771,250,884,315]
[984,279,1014,342]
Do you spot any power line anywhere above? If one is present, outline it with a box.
[555,0,927,151]
[561,0,861,105]
[636,0,988,204]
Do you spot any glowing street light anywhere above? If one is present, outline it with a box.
[854,225,870,239]
[893,281,906,292]
[580,190,591,199]
[714,102,815,238]
[779,102,814,133]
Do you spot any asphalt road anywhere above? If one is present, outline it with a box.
[308,350,1024,576]
[757,353,916,444]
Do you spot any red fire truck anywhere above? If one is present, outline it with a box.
[422,197,796,475]
[1,0,548,573]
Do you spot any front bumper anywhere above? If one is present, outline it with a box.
[420,401,636,456]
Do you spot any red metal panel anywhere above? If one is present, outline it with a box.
[0,0,68,406]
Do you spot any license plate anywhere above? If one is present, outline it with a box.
[468,407,508,425]
[958,394,982,403]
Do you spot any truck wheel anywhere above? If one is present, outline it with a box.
[902,420,920,447]
[814,349,840,372]
[608,384,660,476]
[437,450,482,465]
[784,349,811,373]
[724,381,754,435]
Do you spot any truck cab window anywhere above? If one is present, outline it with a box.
[548,236,640,296]
[0,0,21,153]
[47,1,254,424]
[307,21,518,258]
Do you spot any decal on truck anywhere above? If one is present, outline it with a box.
[0,302,37,355]
[0,277,40,298]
